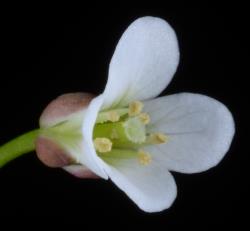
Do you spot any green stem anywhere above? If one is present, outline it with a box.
[0,129,40,168]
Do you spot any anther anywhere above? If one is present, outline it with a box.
[149,133,168,144]
[138,113,150,125]
[108,111,120,122]
[129,101,144,116]
[94,138,113,153]
[138,150,152,166]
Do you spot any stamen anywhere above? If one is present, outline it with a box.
[129,101,144,116]
[138,150,152,166]
[148,133,168,144]
[94,138,113,153]
[96,108,128,123]
[138,113,150,125]
[108,111,120,122]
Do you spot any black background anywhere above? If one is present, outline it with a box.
[0,6,247,229]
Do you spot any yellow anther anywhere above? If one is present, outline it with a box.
[108,111,120,122]
[94,138,112,153]
[138,113,150,125]
[138,150,152,166]
[129,101,144,116]
[149,133,168,144]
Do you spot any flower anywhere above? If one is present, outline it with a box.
[37,16,235,212]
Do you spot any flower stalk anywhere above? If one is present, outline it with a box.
[0,129,40,167]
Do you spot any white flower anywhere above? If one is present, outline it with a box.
[39,16,235,212]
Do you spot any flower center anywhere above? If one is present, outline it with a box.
[93,101,168,166]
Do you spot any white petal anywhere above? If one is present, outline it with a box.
[80,95,108,179]
[101,158,177,212]
[143,93,235,173]
[102,16,179,109]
